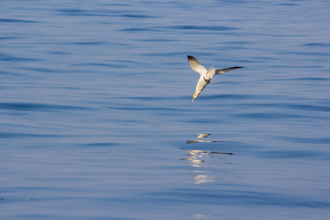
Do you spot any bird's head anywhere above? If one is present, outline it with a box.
[192,93,198,102]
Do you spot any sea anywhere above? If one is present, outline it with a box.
[0,0,329,219]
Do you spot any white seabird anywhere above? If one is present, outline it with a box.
[187,55,243,102]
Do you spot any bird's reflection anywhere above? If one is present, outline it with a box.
[187,140,223,144]
[182,134,233,184]
[187,133,224,144]
[181,148,233,167]
[197,133,210,138]
[181,149,209,167]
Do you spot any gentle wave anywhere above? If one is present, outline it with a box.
[0,103,93,111]
[0,18,37,23]
[148,188,330,208]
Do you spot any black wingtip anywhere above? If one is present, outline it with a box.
[187,55,194,60]
[229,66,244,70]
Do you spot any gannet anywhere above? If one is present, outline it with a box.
[187,55,243,102]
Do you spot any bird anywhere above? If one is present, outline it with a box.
[187,55,243,102]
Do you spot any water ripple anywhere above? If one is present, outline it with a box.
[0,103,92,111]
[260,150,324,159]
[0,132,60,138]
[0,18,37,23]
[149,188,330,208]
[0,53,40,62]
[169,25,237,31]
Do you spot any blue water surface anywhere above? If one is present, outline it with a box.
[1,0,330,219]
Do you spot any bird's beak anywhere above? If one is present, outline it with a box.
[192,93,197,102]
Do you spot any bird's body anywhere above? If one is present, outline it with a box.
[187,55,243,102]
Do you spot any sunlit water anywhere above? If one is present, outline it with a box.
[1,0,330,219]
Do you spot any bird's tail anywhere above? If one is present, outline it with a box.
[206,65,216,79]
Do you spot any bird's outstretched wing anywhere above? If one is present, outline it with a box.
[215,66,243,75]
[187,55,207,76]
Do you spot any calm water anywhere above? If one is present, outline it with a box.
[1,0,330,219]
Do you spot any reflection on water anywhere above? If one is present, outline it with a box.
[181,149,233,167]
[182,134,233,184]
[191,214,211,219]
[182,149,210,167]
[181,149,225,184]
[193,175,215,185]
[197,134,211,138]
[187,133,225,144]
[187,140,223,144]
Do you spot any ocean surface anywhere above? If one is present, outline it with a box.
[1,0,330,219]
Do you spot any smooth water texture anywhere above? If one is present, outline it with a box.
[1,0,330,219]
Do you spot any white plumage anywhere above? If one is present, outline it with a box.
[187,55,243,102]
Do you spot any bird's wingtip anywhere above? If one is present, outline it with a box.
[187,55,195,60]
